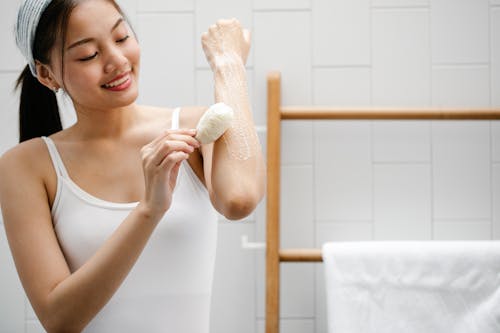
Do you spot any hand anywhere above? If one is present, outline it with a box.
[201,18,251,70]
[139,129,200,220]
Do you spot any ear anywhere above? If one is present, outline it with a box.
[35,61,60,92]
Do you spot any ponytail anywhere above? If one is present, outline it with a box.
[16,65,62,143]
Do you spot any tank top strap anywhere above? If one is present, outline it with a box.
[42,136,70,179]
[171,107,181,130]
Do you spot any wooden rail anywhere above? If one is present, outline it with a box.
[279,248,323,262]
[281,107,500,120]
[265,70,500,333]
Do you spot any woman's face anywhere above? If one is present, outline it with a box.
[51,0,140,112]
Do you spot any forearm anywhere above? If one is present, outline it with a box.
[43,203,159,332]
[210,60,265,218]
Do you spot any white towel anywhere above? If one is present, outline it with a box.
[322,241,500,333]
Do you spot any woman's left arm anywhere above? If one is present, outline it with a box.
[201,19,265,220]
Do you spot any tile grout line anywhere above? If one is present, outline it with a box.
[250,4,258,329]
[308,6,319,332]
[489,5,494,240]
[428,1,435,240]
[490,121,494,238]
[430,122,435,240]
[370,0,375,241]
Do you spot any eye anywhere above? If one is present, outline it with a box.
[117,35,130,43]
[79,52,98,61]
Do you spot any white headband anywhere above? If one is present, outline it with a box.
[15,0,53,77]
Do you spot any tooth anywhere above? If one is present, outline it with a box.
[105,75,128,88]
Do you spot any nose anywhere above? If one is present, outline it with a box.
[103,45,128,74]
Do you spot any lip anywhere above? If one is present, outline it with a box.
[102,71,132,91]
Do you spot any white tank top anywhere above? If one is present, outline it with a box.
[42,108,218,333]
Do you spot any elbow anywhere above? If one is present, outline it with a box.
[42,317,83,333]
[219,189,262,221]
[40,308,85,333]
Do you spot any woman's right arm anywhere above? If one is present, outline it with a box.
[0,132,198,332]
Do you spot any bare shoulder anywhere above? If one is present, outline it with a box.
[0,138,50,180]
[0,138,54,214]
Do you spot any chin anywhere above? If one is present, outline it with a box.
[108,85,139,107]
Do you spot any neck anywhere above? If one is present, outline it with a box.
[71,102,140,140]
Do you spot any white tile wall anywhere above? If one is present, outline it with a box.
[1,0,498,331]
[195,69,215,106]
[432,122,491,220]
[373,121,431,162]
[256,318,316,333]
[279,264,315,317]
[434,221,492,240]
[372,0,429,7]
[493,122,500,162]
[0,0,24,71]
[0,227,25,332]
[281,121,314,165]
[314,121,372,221]
[257,166,315,318]
[117,0,137,27]
[431,0,489,64]
[26,320,46,333]
[494,164,500,239]
[281,166,314,248]
[374,164,432,240]
[254,11,312,126]
[137,0,194,12]
[313,0,370,66]
[313,68,371,106]
[372,9,431,106]
[492,8,500,106]
[195,0,253,68]
[432,66,490,107]
[255,258,316,320]
[316,222,374,242]
[253,0,311,10]
[136,13,195,107]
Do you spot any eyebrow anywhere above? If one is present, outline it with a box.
[66,17,125,51]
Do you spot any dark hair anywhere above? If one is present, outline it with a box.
[16,0,126,143]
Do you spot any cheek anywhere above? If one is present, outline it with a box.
[63,65,101,94]
[127,40,141,66]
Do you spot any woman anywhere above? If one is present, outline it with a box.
[0,0,264,332]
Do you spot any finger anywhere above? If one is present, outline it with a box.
[243,29,251,44]
[208,24,218,35]
[148,134,200,159]
[159,151,189,173]
[168,160,183,188]
[144,129,197,151]
[166,133,200,149]
[201,32,209,43]
[151,141,194,166]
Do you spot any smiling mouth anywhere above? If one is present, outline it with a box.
[102,73,131,89]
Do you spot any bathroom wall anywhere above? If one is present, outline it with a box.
[1,0,499,332]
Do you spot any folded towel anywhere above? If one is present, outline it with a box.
[322,241,500,333]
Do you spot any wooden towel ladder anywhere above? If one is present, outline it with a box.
[265,70,500,333]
